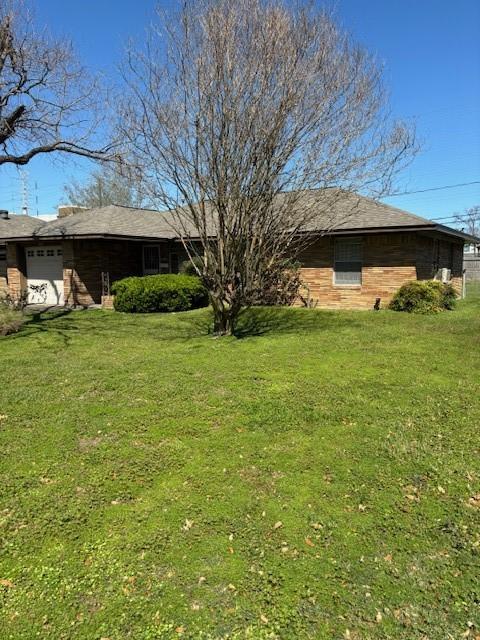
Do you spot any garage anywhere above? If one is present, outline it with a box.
[26,245,64,305]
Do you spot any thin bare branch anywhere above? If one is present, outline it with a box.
[0,1,116,166]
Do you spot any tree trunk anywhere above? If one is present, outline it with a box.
[210,295,238,336]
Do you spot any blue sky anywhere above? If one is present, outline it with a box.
[1,0,479,225]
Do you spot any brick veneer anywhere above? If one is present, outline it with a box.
[4,232,464,310]
[6,243,26,299]
[63,239,187,306]
[298,232,464,309]
[64,239,145,306]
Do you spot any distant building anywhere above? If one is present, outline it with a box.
[464,242,479,255]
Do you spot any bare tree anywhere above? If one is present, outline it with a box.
[64,165,145,209]
[0,1,114,166]
[119,0,416,335]
[454,205,480,242]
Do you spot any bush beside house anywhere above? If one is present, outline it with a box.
[389,280,457,314]
[179,256,204,277]
[111,274,209,313]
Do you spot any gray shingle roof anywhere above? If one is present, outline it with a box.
[32,205,177,240]
[0,214,46,240]
[0,192,476,243]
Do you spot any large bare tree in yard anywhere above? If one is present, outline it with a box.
[120,0,416,335]
[0,1,113,166]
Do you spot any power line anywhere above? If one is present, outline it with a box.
[432,216,480,223]
[386,181,480,197]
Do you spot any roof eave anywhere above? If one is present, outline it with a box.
[432,224,480,244]
[2,223,476,244]
[1,232,175,242]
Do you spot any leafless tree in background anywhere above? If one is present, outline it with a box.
[0,1,114,166]
[120,0,417,335]
[63,165,145,209]
[454,205,480,244]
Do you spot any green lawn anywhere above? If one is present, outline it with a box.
[1,291,479,639]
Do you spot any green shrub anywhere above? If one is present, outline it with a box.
[389,280,457,314]
[111,274,209,313]
[179,256,204,277]
[0,304,24,336]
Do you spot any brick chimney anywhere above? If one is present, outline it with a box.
[57,205,89,219]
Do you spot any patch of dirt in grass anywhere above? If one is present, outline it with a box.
[77,436,103,451]
[238,466,284,494]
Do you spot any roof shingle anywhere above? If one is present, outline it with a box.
[0,192,476,243]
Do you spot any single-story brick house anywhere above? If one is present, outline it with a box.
[0,192,476,309]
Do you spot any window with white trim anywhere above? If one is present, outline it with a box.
[334,238,362,285]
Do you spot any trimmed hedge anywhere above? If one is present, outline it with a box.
[111,274,209,313]
[389,280,457,314]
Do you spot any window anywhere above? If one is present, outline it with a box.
[170,253,179,274]
[57,249,63,256]
[143,245,171,274]
[27,249,34,257]
[334,238,362,285]
[0,246,6,261]
[143,245,160,274]
[46,249,55,256]
[36,249,44,257]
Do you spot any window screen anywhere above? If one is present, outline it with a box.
[143,245,171,274]
[143,246,160,274]
[170,253,179,273]
[334,238,362,285]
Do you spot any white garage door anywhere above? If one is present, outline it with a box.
[26,246,64,305]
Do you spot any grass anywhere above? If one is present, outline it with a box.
[0,289,479,639]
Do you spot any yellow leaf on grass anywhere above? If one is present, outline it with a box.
[0,579,13,588]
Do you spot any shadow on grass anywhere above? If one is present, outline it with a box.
[6,307,75,345]
[232,306,361,338]
[6,305,362,344]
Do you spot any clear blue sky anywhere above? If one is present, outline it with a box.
[1,0,479,225]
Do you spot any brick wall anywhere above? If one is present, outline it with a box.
[64,239,145,306]
[298,232,464,310]
[450,242,464,294]
[6,243,26,299]
[4,233,465,309]
[414,235,463,295]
